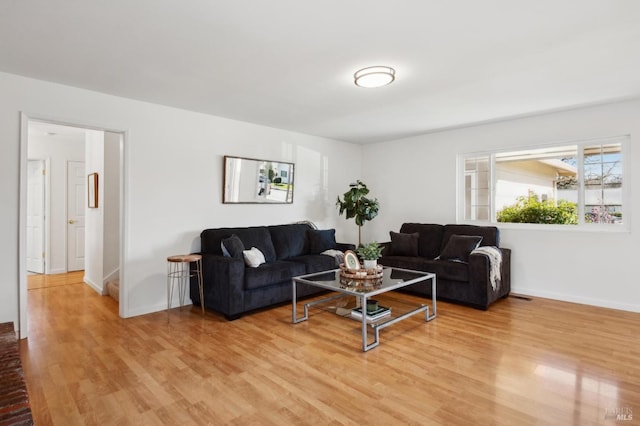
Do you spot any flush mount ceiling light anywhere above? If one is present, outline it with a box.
[354,66,396,88]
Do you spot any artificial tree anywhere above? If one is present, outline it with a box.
[336,180,379,246]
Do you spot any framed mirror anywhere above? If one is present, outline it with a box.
[223,155,294,204]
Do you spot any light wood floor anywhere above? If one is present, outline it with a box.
[20,273,639,425]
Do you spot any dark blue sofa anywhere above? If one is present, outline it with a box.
[190,223,354,320]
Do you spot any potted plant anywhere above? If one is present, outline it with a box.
[336,180,380,247]
[357,242,383,269]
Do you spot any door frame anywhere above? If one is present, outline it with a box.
[18,112,128,338]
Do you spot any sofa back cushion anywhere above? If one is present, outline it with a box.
[399,223,444,259]
[269,224,311,259]
[201,226,277,262]
[441,224,500,250]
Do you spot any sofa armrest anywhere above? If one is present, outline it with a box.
[336,242,356,252]
[190,253,246,318]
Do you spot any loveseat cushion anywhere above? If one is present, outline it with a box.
[244,261,306,290]
[389,231,419,256]
[442,224,499,248]
[307,229,337,254]
[399,223,444,259]
[380,256,469,283]
[269,224,310,259]
[438,235,482,262]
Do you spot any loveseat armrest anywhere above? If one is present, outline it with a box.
[379,241,391,256]
[468,246,511,309]
[336,242,356,252]
[190,253,246,319]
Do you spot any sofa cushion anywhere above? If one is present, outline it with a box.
[439,235,483,262]
[389,231,419,256]
[201,226,277,261]
[233,227,277,262]
[399,223,444,259]
[221,234,245,259]
[289,254,337,274]
[307,229,337,254]
[244,261,306,290]
[269,224,310,259]
[243,247,266,267]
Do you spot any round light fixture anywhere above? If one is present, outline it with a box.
[354,66,395,88]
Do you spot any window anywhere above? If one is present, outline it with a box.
[459,136,628,228]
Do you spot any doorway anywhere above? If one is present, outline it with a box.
[19,114,125,338]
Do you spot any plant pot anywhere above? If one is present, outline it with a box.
[363,259,377,269]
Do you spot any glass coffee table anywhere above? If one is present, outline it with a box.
[292,267,436,351]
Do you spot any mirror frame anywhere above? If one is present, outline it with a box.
[223,155,295,204]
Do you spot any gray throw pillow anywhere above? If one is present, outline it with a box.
[439,235,483,262]
[221,234,245,259]
[389,231,419,256]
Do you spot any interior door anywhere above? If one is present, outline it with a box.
[26,160,45,273]
[67,161,86,272]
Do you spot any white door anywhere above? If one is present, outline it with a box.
[26,160,45,273]
[67,161,86,271]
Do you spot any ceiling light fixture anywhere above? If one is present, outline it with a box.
[354,66,395,88]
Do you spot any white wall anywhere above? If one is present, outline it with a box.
[1,71,362,332]
[27,132,85,274]
[84,130,105,293]
[363,98,640,312]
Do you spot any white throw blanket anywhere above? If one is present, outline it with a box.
[321,249,344,266]
[471,246,502,291]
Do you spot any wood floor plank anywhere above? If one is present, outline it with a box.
[19,273,639,425]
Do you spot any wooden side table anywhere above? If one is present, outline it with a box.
[166,254,204,315]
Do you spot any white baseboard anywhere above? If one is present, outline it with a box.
[123,300,196,318]
[512,287,640,313]
[83,276,105,295]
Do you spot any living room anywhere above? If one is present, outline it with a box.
[0,1,639,424]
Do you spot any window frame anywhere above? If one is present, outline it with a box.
[457,135,630,232]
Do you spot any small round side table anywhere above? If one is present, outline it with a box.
[166,254,204,315]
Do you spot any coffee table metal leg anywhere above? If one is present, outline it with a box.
[292,281,308,323]
[427,275,437,321]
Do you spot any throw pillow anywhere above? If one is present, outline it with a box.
[243,247,266,268]
[389,231,419,256]
[221,234,245,259]
[307,229,336,254]
[439,235,483,262]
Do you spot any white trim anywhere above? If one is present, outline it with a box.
[513,288,640,313]
[18,112,128,336]
[18,113,29,339]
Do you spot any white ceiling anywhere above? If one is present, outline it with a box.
[2,0,640,144]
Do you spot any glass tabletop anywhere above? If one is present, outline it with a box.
[293,267,433,298]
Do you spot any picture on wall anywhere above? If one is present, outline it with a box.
[88,172,98,208]
[223,155,295,204]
